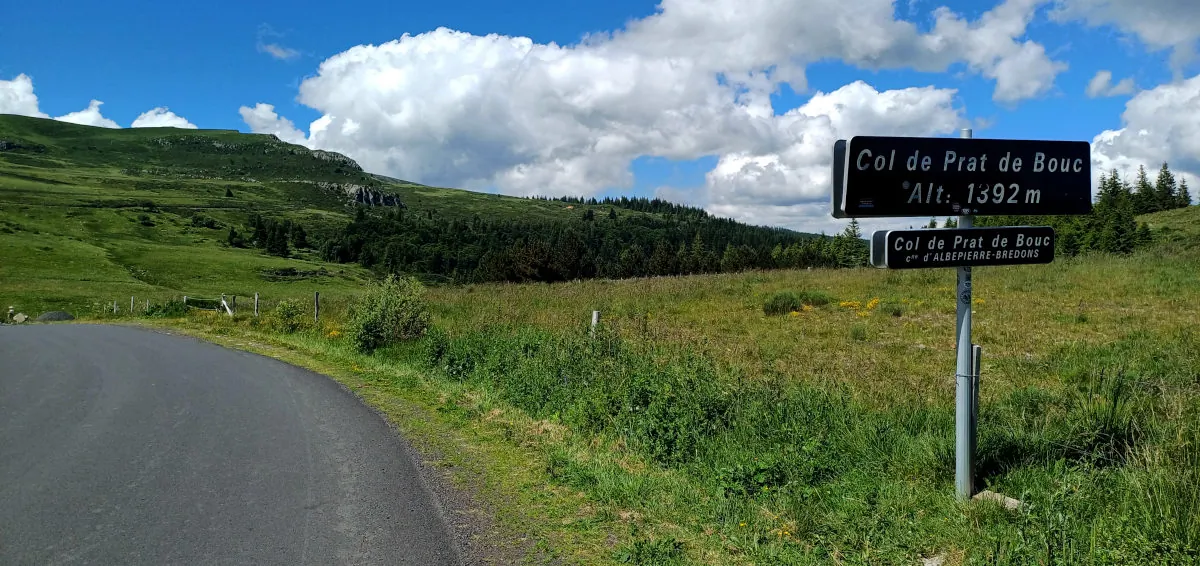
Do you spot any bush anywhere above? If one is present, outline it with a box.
[347,275,431,353]
[270,299,308,333]
[764,290,833,315]
[763,292,800,316]
[796,290,833,307]
[146,300,188,318]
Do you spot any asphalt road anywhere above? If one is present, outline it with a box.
[0,324,460,565]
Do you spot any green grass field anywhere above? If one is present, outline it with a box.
[0,113,768,315]
[89,205,1197,565]
[4,113,1200,564]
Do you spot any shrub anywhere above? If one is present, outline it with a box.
[764,290,833,315]
[146,300,188,318]
[270,299,308,333]
[763,292,800,316]
[347,275,431,353]
[796,290,833,307]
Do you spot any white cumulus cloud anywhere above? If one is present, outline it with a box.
[238,103,310,145]
[131,107,198,129]
[236,0,1065,201]
[0,74,49,118]
[1053,0,1200,70]
[1091,73,1200,200]
[1085,70,1136,98]
[2,74,199,131]
[696,81,967,233]
[53,100,121,129]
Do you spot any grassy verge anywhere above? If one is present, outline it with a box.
[117,244,1200,564]
[140,314,682,565]
[15,209,1200,564]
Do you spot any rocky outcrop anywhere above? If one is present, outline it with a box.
[311,150,363,172]
[313,181,405,207]
[0,139,46,153]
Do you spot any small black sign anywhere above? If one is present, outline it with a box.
[838,136,1092,218]
[870,226,1056,269]
[832,139,848,219]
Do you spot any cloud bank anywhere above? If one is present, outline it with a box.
[1,74,197,130]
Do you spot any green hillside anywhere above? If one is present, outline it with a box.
[0,114,823,314]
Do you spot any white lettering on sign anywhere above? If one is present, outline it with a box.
[906,151,934,172]
[997,152,1023,173]
[1016,233,1051,247]
[857,149,897,171]
[1032,152,1084,173]
[942,151,990,172]
[906,182,946,204]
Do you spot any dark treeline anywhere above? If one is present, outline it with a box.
[230,212,309,257]
[235,162,1194,283]
[978,163,1193,255]
[528,195,711,220]
[303,203,869,283]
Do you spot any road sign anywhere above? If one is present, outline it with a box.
[832,140,848,219]
[837,136,1092,218]
[870,226,1055,269]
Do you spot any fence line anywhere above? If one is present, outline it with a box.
[102,291,357,324]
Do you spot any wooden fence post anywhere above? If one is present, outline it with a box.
[183,296,187,305]
[314,292,320,324]
[591,310,601,336]
[254,293,260,317]
[145,299,150,312]
[113,301,118,314]
[131,296,135,314]
[232,295,237,313]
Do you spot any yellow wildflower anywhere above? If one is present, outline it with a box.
[866,297,880,310]
[802,304,814,312]
[973,298,985,305]
[328,330,341,338]
[789,311,800,317]
[857,310,870,318]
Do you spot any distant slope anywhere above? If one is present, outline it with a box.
[1138,205,1200,251]
[0,114,822,312]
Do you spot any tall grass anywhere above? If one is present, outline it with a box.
[407,320,1200,563]
[103,226,1200,564]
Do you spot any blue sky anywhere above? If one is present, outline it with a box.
[2,0,1197,232]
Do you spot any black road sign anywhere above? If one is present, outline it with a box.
[832,139,848,219]
[838,136,1092,218]
[870,226,1055,269]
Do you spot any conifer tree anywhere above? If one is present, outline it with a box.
[1179,177,1193,208]
[1133,165,1154,214]
[1154,162,1178,213]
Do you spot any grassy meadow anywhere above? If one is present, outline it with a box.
[61,206,1197,565]
[4,116,1199,564]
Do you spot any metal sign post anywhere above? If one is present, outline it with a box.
[831,127,1092,501]
[954,129,975,499]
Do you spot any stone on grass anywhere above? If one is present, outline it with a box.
[36,311,75,322]
[973,490,1024,512]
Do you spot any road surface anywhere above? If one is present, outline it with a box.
[0,324,460,565]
